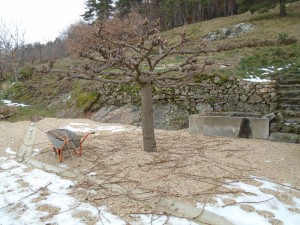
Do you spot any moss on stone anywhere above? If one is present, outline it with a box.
[73,91,100,110]
[121,82,140,102]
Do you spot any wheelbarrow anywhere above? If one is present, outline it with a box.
[46,129,94,163]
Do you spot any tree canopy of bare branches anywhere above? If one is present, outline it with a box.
[66,14,211,152]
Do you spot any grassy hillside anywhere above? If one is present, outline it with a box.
[1,1,300,121]
[51,1,300,79]
[161,1,300,78]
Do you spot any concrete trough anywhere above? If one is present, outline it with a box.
[189,112,269,139]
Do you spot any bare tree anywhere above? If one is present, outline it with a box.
[279,0,286,17]
[33,42,43,63]
[0,19,27,82]
[66,15,210,152]
[0,42,4,81]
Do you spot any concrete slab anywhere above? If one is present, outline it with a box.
[189,112,269,139]
[17,122,37,162]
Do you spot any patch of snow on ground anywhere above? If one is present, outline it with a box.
[64,123,128,133]
[31,148,41,157]
[0,153,198,225]
[1,99,30,107]
[245,63,297,78]
[64,124,93,133]
[58,163,68,169]
[285,122,299,125]
[0,155,126,225]
[87,172,97,176]
[243,75,271,83]
[220,65,228,69]
[63,95,71,102]
[96,125,127,133]
[259,68,274,73]
[198,178,300,225]
[5,147,16,155]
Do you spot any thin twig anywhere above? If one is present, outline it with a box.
[0,182,52,210]
[222,197,275,208]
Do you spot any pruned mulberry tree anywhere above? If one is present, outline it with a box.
[66,13,210,152]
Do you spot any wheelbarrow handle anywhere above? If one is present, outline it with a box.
[80,131,95,144]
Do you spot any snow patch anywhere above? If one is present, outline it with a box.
[96,125,127,132]
[0,159,126,225]
[243,75,271,83]
[63,123,128,133]
[198,178,300,225]
[87,172,97,176]
[5,147,16,155]
[1,99,30,107]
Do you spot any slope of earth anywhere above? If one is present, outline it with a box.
[1,2,300,122]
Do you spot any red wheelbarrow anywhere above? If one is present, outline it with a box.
[46,129,94,163]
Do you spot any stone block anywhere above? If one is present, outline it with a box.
[189,112,269,139]
[269,132,300,143]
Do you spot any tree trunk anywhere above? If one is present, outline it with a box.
[141,82,157,152]
[279,0,286,17]
[14,68,19,82]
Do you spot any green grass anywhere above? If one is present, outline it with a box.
[157,1,300,79]
[2,105,55,122]
[51,1,300,79]
[1,94,54,122]
[235,44,300,77]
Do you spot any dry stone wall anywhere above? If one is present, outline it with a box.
[95,76,278,114]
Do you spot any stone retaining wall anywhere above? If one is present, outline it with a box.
[95,76,278,114]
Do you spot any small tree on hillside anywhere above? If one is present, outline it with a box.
[82,0,114,22]
[66,14,210,152]
[0,20,27,81]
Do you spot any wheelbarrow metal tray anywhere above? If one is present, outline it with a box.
[47,129,81,151]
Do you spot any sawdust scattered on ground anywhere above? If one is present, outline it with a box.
[1,118,300,223]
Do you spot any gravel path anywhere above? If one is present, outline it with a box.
[1,118,300,224]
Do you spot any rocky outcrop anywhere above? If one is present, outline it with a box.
[92,105,140,125]
[203,23,255,41]
[91,103,190,130]
[0,106,18,120]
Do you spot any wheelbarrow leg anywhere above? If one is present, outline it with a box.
[53,147,58,154]
[79,145,82,156]
[79,132,94,157]
[52,141,67,163]
[53,147,63,163]
[58,148,63,163]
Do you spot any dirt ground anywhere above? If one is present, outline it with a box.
[1,118,300,223]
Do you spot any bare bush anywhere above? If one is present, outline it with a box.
[66,12,144,55]
[0,19,27,81]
